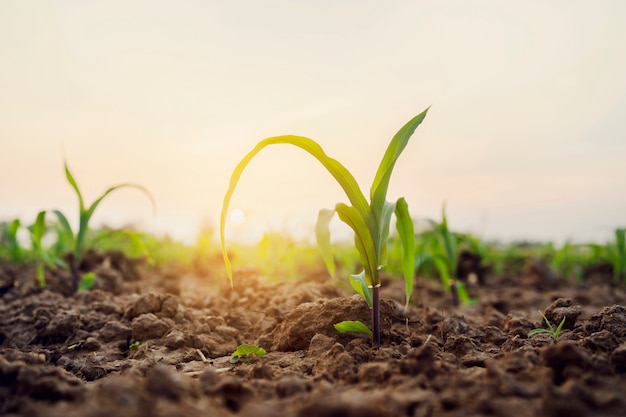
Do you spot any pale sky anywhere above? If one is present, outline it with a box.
[1,1,625,246]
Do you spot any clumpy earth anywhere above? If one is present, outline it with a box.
[1,251,626,417]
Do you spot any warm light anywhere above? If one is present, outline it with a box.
[229,208,246,225]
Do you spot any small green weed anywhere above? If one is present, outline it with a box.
[230,344,266,364]
[334,320,373,336]
[528,311,566,340]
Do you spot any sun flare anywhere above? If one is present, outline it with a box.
[229,208,246,225]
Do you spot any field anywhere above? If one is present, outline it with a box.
[1,222,625,417]
[2,112,625,416]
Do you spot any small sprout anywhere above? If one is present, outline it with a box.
[528,311,566,340]
[334,320,373,336]
[54,160,155,293]
[129,341,141,350]
[230,344,266,364]
[77,272,96,291]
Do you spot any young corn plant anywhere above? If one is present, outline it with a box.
[0,219,24,263]
[54,161,155,293]
[28,211,68,288]
[415,205,472,306]
[221,107,429,345]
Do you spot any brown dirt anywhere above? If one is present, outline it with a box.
[1,252,626,417]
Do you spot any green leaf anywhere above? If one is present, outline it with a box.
[230,344,267,363]
[349,271,373,307]
[315,208,336,278]
[62,161,155,260]
[370,107,429,233]
[432,254,451,289]
[554,315,566,337]
[456,282,476,305]
[439,204,457,272]
[377,200,397,266]
[77,183,155,258]
[395,198,415,311]
[220,135,373,287]
[52,210,74,244]
[64,162,86,213]
[30,211,47,253]
[78,272,96,291]
[335,203,379,287]
[7,219,21,239]
[527,328,551,337]
[334,320,373,335]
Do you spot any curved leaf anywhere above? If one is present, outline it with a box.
[77,183,155,258]
[335,203,379,287]
[52,210,74,246]
[370,107,429,227]
[315,208,336,278]
[395,198,415,311]
[64,162,85,212]
[349,270,373,307]
[220,135,372,287]
[377,200,397,266]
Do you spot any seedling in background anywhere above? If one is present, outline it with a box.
[230,344,266,364]
[129,341,141,351]
[0,219,23,263]
[221,108,429,345]
[415,205,473,306]
[528,311,566,340]
[54,161,155,293]
[610,228,625,282]
[28,211,67,288]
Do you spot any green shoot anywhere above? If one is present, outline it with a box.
[220,108,429,345]
[129,341,141,351]
[612,228,625,282]
[334,320,373,336]
[77,272,96,291]
[230,344,267,364]
[528,311,566,340]
[416,204,469,306]
[0,219,23,263]
[54,160,155,292]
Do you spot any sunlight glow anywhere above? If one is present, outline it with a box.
[229,208,246,225]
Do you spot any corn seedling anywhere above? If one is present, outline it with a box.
[53,161,155,293]
[528,311,566,340]
[230,344,266,364]
[221,108,429,345]
[28,211,68,288]
[0,219,23,263]
[415,205,472,306]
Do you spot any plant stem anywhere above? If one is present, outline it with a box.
[70,257,80,293]
[372,285,381,346]
[450,281,459,307]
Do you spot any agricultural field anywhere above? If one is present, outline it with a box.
[1,112,625,417]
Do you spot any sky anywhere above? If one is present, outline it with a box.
[1,0,625,246]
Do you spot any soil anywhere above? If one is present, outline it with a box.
[1,251,626,417]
